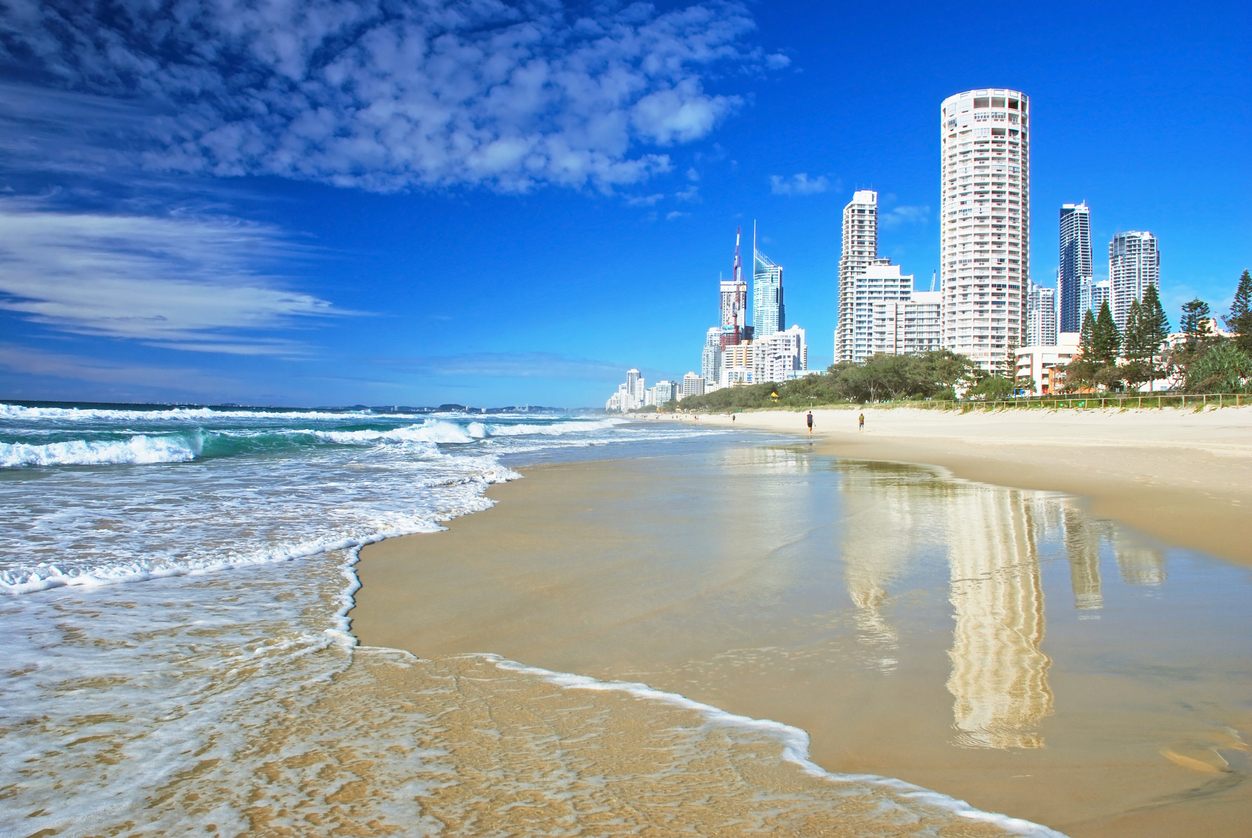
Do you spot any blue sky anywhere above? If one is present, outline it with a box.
[0,0,1248,407]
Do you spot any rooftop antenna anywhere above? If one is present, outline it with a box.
[931,270,937,292]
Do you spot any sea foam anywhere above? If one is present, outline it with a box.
[0,433,201,468]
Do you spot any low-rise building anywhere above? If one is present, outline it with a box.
[1015,332,1080,395]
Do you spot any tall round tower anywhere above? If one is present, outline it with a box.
[940,89,1030,371]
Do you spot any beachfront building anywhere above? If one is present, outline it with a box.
[940,89,1031,372]
[869,292,942,356]
[753,247,785,339]
[1014,332,1080,395]
[754,325,808,383]
[1058,203,1092,333]
[848,262,915,362]
[604,369,648,412]
[654,380,678,404]
[1027,283,1058,347]
[835,190,880,363]
[1109,231,1160,331]
[720,341,755,386]
[701,326,722,386]
[680,372,706,400]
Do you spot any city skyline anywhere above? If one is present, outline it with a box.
[0,1,1246,407]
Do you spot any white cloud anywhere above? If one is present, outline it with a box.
[686,167,700,181]
[769,173,830,196]
[0,343,241,394]
[666,210,690,220]
[1,1,770,194]
[0,199,342,355]
[880,205,930,229]
[676,184,700,202]
[626,193,665,207]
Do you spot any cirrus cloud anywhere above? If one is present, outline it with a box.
[0,199,342,356]
[1,0,772,193]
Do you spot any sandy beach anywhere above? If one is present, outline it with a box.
[678,406,1252,566]
[354,416,1252,837]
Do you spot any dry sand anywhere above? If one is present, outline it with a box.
[676,405,1252,566]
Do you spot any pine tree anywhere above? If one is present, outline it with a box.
[1140,285,1170,347]
[1224,269,1252,353]
[1078,309,1097,357]
[1180,298,1213,352]
[1136,285,1170,392]
[1123,299,1145,360]
[1094,300,1122,365]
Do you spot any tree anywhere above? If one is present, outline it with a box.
[1184,342,1252,394]
[1224,269,1252,353]
[1180,298,1213,351]
[1121,299,1154,391]
[1064,309,1100,391]
[1078,308,1097,356]
[1138,284,1171,390]
[968,370,1014,400]
[1093,300,1122,365]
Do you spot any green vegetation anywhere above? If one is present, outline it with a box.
[672,350,977,411]
[1061,272,1252,395]
[1223,269,1252,353]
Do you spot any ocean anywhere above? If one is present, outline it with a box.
[1,403,1079,835]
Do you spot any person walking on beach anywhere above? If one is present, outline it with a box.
[806,411,813,436]
[858,413,865,432]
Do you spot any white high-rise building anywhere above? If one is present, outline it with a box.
[846,261,915,362]
[753,245,785,340]
[835,190,879,363]
[701,327,722,385]
[1078,278,1111,323]
[1027,283,1058,347]
[870,292,942,356]
[755,325,808,383]
[940,89,1030,371]
[680,372,705,399]
[1109,231,1160,331]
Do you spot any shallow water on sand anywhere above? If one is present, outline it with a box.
[355,445,1252,836]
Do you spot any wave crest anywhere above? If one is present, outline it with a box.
[0,434,201,468]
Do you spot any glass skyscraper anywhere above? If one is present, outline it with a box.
[753,248,784,339]
[1058,202,1092,333]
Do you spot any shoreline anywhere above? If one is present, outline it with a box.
[658,405,1252,566]
[351,410,1252,835]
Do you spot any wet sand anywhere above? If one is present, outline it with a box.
[354,446,1252,837]
[685,406,1252,566]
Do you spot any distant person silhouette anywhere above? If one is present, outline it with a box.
[859,413,865,432]
[806,411,813,436]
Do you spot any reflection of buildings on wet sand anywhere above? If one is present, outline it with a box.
[837,465,938,669]
[1063,505,1104,611]
[946,486,1054,749]
[1114,533,1166,586]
